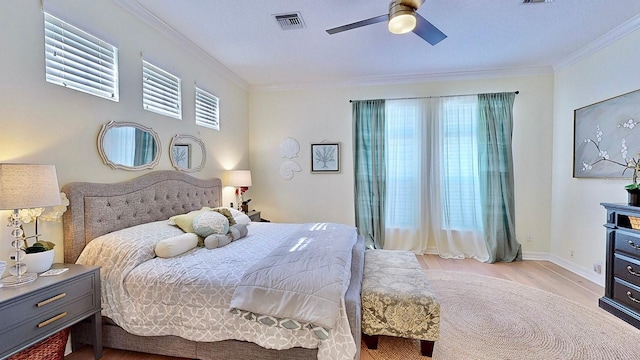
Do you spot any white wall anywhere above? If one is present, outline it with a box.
[551,28,640,284]
[249,74,555,257]
[0,0,250,265]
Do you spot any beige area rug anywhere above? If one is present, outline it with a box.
[361,270,640,360]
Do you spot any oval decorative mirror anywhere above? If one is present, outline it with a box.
[169,134,206,172]
[97,121,161,170]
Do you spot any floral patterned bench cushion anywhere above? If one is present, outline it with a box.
[362,250,440,341]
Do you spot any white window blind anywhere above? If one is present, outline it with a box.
[142,60,182,119]
[195,86,219,130]
[44,13,119,101]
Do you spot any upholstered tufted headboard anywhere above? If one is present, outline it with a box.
[62,171,222,263]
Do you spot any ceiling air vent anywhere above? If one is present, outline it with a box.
[274,12,305,30]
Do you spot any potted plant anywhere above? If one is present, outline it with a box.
[624,157,640,206]
[17,193,68,273]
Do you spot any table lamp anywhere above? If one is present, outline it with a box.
[0,164,61,287]
[228,170,252,212]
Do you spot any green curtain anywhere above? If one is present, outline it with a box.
[133,129,155,166]
[477,92,521,263]
[353,100,386,249]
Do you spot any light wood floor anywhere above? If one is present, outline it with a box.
[65,255,604,360]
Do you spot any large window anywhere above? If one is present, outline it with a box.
[354,93,517,261]
[440,99,483,230]
[142,60,182,119]
[384,97,482,231]
[385,101,420,229]
[44,13,119,101]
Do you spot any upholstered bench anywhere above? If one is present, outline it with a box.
[361,249,440,357]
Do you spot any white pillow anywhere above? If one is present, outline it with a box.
[234,213,251,225]
[192,211,229,237]
[217,207,252,225]
[155,233,199,258]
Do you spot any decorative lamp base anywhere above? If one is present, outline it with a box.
[1,273,37,287]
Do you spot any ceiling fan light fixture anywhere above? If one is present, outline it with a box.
[388,1,416,34]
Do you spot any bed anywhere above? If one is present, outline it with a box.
[62,170,364,360]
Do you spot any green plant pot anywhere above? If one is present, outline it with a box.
[628,189,640,207]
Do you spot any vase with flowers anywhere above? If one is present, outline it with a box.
[589,151,640,206]
[235,186,249,213]
[16,193,69,272]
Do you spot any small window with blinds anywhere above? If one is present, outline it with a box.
[142,60,182,119]
[195,86,220,130]
[44,13,119,101]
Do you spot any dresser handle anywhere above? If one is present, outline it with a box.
[37,312,67,328]
[628,240,640,250]
[37,293,66,307]
[627,266,640,277]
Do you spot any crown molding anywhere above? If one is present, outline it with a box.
[112,0,249,92]
[250,66,553,93]
[554,13,640,71]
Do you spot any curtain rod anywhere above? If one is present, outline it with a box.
[348,91,519,103]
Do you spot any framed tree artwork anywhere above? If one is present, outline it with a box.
[173,143,191,169]
[311,143,340,173]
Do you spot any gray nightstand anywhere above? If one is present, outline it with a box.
[0,263,102,359]
[247,210,262,222]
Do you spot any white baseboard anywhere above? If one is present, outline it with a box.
[424,248,605,287]
[521,250,549,261]
[547,253,605,287]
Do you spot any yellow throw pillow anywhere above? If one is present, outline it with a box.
[168,207,212,233]
[155,233,199,258]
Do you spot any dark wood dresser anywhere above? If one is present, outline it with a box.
[600,203,640,329]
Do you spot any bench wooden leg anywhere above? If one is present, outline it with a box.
[420,340,435,357]
[362,333,379,350]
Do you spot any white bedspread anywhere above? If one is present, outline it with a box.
[231,223,357,330]
[76,221,357,360]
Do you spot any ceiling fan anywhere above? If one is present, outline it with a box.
[325,0,447,46]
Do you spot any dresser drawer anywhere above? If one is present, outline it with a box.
[613,278,640,312]
[0,272,96,330]
[613,253,640,286]
[5,294,97,349]
[614,230,640,259]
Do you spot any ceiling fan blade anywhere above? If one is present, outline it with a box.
[413,13,447,45]
[326,14,387,35]
[400,0,424,10]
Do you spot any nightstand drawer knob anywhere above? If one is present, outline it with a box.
[37,312,67,328]
[628,240,640,250]
[627,266,640,277]
[37,293,67,307]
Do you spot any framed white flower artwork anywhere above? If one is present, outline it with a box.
[573,88,640,178]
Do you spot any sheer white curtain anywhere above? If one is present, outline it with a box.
[103,127,136,166]
[384,99,428,252]
[383,96,489,261]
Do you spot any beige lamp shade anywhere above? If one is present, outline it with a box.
[228,170,252,187]
[0,164,61,210]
